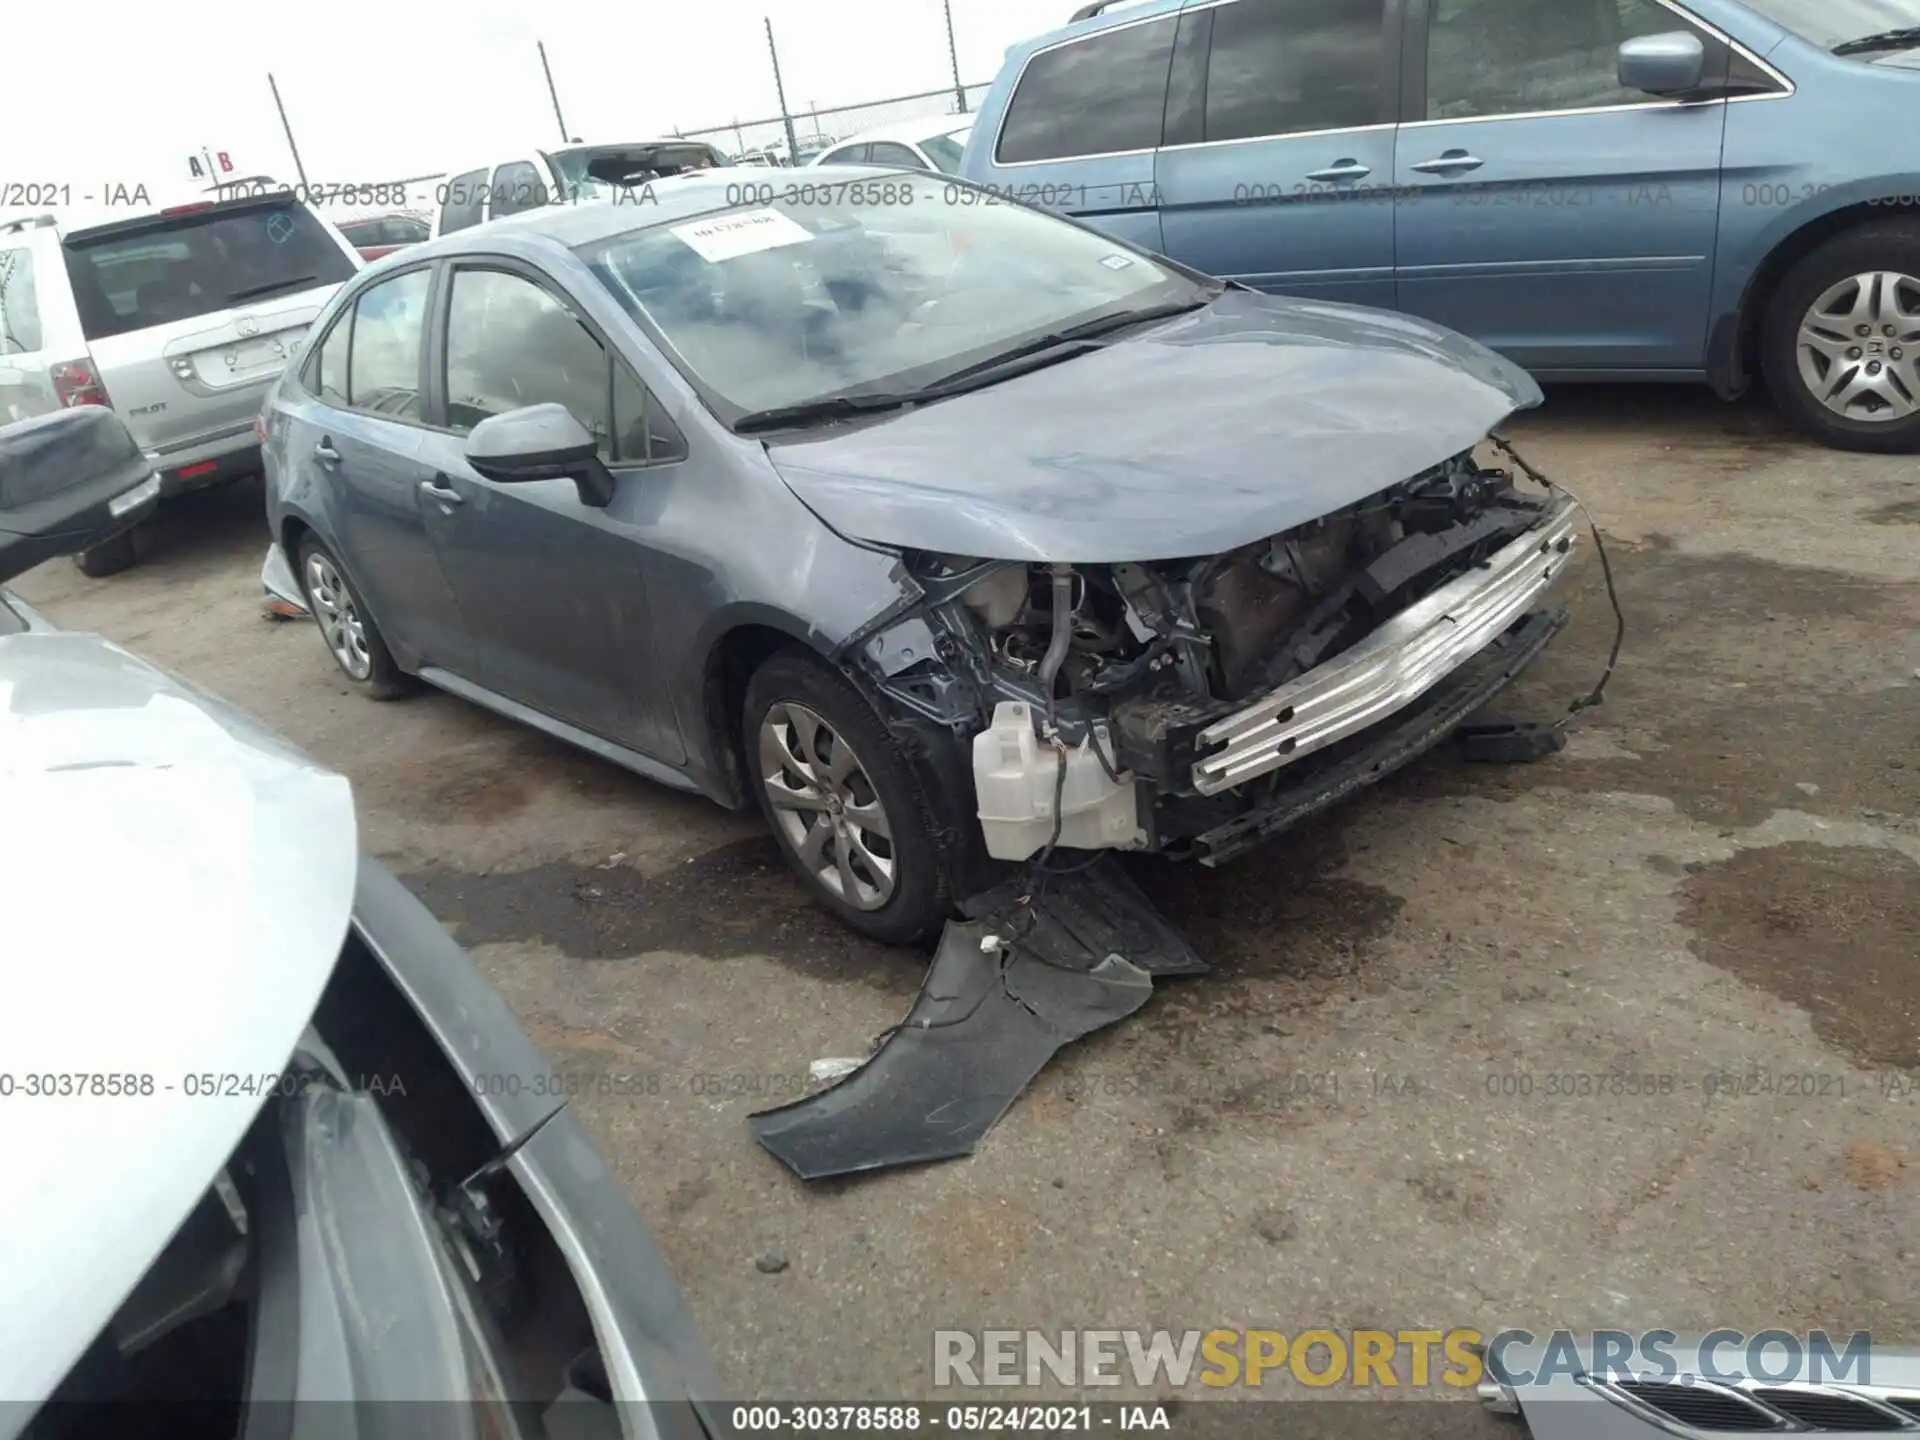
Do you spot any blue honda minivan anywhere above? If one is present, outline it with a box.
[959,0,1920,452]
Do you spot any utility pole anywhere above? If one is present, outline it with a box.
[267,73,310,190]
[943,0,967,112]
[765,18,800,163]
[538,41,571,145]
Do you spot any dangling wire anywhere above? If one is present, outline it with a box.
[1488,431,1626,725]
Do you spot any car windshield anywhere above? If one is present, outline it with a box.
[918,128,971,174]
[1738,0,1920,50]
[578,173,1205,418]
[61,199,353,341]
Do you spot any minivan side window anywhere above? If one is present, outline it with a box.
[439,169,489,234]
[1203,0,1388,143]
[995,14,1179,164]
[0,247,42,355]
[489,161,550,219]
[345,269,431,419]
[443,268,677,466]
[1426,0,1710,121]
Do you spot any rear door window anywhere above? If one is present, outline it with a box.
[1203,0,1389,141]
[0,247,42,354]
[439,169,489,234]
[869,142,927,169]
[489,161,549,219]
[995,14,1179,164]
[345,268,431,419]
[59,200,355,342]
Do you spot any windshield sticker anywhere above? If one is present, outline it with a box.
[1099,253,1135,270]
[670,209,815,264]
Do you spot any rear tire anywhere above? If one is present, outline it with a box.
[744,649,949,945]
[1760,219,1920,453]
[72,527,140,578]
[295,534,410,700]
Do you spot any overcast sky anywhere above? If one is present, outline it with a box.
[5,0,1056,215]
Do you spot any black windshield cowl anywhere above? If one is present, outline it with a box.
[924,297,1215,392]
[1833,24,1920,53]
[732,296,1218,434]
[734,392,919,434]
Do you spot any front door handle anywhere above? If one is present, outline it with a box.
[1410,151,1485,175]
[1305,161,1372,183]
[313,440,341,467]
[419,476,464,506]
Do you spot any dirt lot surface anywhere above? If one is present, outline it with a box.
[14,384,1920,1417]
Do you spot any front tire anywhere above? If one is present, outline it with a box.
[296,535,410,700]
[744,650,949,945]
[72,527,140,578]
[1761,219,1920,453]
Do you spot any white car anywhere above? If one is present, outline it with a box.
[429,139,730,239]
[808,117,973,174]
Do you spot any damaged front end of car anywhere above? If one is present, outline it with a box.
[848,443,1577,870]
[750,440,1585,1180]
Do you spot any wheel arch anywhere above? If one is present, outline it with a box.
[696,613,832,810]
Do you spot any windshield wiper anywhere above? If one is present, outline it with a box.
[227,274,319,304]
[921,296,1214,392]
[1833,25,1920,54]
[733,391,918,433]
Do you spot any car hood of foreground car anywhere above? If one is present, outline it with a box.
[766,289,1544,562]
[0,628,358,1414]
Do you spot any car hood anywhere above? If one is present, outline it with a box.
[765,289,1543,562]
[0,629,356,1415]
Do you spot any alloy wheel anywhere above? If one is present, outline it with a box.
[1795,270,1920,422]
[303,552,372,681]
[758,701,896,911]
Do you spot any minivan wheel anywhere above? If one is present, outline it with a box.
[744,650,948,945]
[296,535,409,699]
[1761,219,1920,453]
[72,527,140,578]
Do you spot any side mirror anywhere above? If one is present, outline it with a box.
[463,403,616,508]
[1619,31,1707,97]
[0,408,161,586]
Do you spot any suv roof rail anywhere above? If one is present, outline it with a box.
[1068,0,1137,21]
[0,213,59,236]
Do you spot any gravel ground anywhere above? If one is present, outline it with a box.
[13,382,1918,1418]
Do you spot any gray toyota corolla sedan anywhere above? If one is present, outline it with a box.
[260,167,1583,944]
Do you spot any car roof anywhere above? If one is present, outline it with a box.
[440,137,725,178]
[819,115,973,150]
[410,164,912,257]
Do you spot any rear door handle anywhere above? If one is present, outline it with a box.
[313,440,341,467]
[1410,151,1485,175]
[419,475,464,506]
[1305,161,1372,183]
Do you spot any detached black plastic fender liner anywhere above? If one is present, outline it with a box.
[749,859,1205,1181]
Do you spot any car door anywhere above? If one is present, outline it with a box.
[967,7,1179,253]
[414,260,685,763]
[1154,0,1400,305]
[291,265,476,673]
[1391,0,1732,371]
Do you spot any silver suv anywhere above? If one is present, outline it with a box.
[0,187,360,574]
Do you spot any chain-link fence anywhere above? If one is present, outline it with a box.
[672,83,993,162]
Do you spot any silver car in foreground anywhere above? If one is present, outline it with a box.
[0,411,726,1440]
